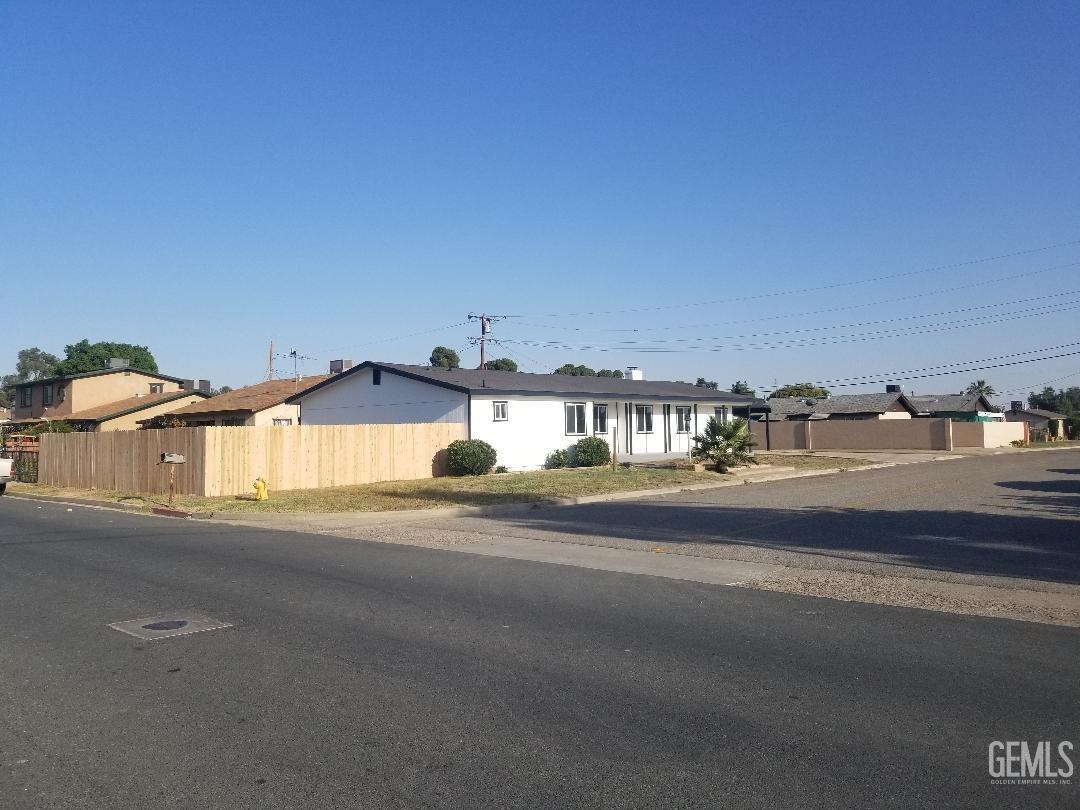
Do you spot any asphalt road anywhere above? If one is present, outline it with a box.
[439,449,1080,585]
[1,470,1078,808]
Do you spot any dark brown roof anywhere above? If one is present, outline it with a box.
[64,391,210,422]
[289,363,755,403]
[765,392,918,417]
[169,376,329,417]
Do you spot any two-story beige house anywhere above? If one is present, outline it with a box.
[9,361,209,432]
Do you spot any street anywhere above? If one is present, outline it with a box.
[1,453,1078,807]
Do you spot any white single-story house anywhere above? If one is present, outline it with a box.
[288,362,754,470]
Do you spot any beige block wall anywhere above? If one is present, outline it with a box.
[752,419,952,451]
[952,421,1025,448]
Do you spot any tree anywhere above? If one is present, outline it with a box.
[429,346,460,369]
[965,380,996,398]
[52,340,158,376]
[695,377,719,390]
[210,386,233,397]
[596,369,624,378]
[1,347,60,408]
[692,417,758,473]
[554,363,596,377]
[483,358,517,372]
[730,380,755,396]
[770,383,829,399]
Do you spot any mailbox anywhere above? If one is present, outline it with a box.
[160,453,186,464]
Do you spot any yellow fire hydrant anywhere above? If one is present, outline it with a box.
[253,477,270,501]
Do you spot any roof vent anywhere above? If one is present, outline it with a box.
[329,359,354,374]
[106,358,130,369]
[625,366,644,381]
[885,384,901,394]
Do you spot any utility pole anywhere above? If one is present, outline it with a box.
[266,340,275,381]
[467,313,509,369]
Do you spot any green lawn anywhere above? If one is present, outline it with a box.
[8,466,733,515]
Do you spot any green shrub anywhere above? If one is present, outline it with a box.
[546,448,570,469]
[494,465,508,474]
[571,436,610,467]
[445,439,497,476]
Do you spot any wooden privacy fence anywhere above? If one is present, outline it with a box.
[40,423,467,497]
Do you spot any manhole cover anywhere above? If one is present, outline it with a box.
[108,615,233,640]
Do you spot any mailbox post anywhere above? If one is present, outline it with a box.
[160,453,186,505]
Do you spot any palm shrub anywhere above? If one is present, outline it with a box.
[446,439,497,476]
[691,417,757,473]
[571,436,610,467]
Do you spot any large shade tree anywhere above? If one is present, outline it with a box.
[769,382,830,399]
[52,340,158,376]
[1,347,60,408]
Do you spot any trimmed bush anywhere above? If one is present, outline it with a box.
[494,465,509,474]
[546,448,570,469]
[571,436,610,467]
[445,439,497,476]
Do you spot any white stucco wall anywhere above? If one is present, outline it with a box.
[298,367,468,426]
[470,395,740,470]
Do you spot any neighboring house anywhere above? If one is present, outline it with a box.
[762,391,919,421]
[1004,407,1068,440]
[9,359,208,424]
[163,376,329,427]
[61,391,211,432]
[908,393,1002,422]
[288,362,753,470]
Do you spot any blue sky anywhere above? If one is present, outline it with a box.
[2,1,1078,400]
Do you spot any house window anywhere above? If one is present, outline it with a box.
[57,385,66,402]
[676,406,692,433]
[715,406,729,423]
[20,387,31,408]
[42,385,53,406]
[220,417,246,427]
[272,418,293,426]
[635,404,653,433]
[493,401,508,421]
[372,369,382,385]
[565,402,586,435]
[149,383,164,394]
[593,404,608,434]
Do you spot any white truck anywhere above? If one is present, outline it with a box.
[0,457,12,494]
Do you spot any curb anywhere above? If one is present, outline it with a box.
[4,493,153,515]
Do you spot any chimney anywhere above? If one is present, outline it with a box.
[885,384,901,394]
[626,366,644,381]
[329,359,355,375]
[106,358,130,369]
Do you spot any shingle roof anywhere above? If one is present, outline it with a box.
[1008,408,1067,420]
[766,392,917,417]
[908,394,994,413]
[63,390,209,422]
[169,376,329,417]
[290,362,755,403]
[11,367,186,387]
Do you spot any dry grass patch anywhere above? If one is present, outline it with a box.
[8,466,732,515]
[754,453,873,472]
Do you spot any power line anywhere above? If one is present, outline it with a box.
[503,296,1080,348]
[792,341,1080,386]
[817,349,1080,389]
[499,301,1080,353]
[509,238,1080,318]
[999,370,1080,396]
[507,262,1080,334]
[310,321,470,358]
